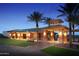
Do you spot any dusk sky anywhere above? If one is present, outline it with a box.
[0,3,70,33]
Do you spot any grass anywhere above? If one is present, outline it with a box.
[0,38,31,47]
[42,46,79,56]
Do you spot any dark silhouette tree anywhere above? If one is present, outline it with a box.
[27,11,44,42]
[43,17,52,27]
[57,3,79,47]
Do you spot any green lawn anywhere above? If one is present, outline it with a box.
[42,46,79,56]
[0,38,31,47]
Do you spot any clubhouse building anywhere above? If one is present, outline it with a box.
[5,19,70,44]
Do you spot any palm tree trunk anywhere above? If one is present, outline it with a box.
[36,22,39,42]
[69,22,72,47]
[72,24,75,42]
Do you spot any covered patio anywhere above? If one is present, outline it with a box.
[41,25,69,44]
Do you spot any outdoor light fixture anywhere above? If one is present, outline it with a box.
[13,33,15,36]
[27,33,30,37]
[64,32,67,36]
[18,33,20,37]
[43,32,46,36]
[59,32,62,36]
[51,32,53,36]
[9,33,11,36]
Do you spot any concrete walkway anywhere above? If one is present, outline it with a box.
[0,42,53,56]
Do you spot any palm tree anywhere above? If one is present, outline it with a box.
[43,17,52,27]
[72,4,79,41]
[27,11,43,41]
[71,15,79,41]
[57,3,79,47]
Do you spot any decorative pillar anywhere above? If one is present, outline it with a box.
[64,32,67,44]
[50,31,54,42]
[33,32,38,42]
[43,30,47,41]
[30,33,32,40]
[28,33,31,40]
[26,32,30,40]
[20,33,23,40]
[15,33,17,39]
[17,33,20,40]
[58,31,63,43]
[20,33,21,39]
[13,33,16,39]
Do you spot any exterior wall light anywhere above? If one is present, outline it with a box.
[27,33,30,37]
[9,33,11,36]
[59,32,62,36]
[43,32,46,36]
[18,33,20,37]
[51,32,53,36]
[64,32,67,36]
[13,33,15,36]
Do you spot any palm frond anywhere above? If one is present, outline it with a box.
[59,5,67,12]
[57,14,65,18]
[27,11,43,22]
[27,15,35,22]
[43,17,52,25]
[58,9,65,14]
[74,4,79,15]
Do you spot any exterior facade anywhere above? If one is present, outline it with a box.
[6,25,69,44]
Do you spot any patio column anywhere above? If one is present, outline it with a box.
[15,33,17,39]
[26,32,30,40]
[28,33,31,40]
[20,33,23,40]
[13,33,16,39]
[58,32,63,43]
[17,33,21,40]
[43,30,47,41]
[63,32,67,44]
[50,31,54,42]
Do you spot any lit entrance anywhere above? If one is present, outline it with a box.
[47,31,59,41]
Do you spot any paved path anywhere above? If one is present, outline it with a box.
[0,42,53,56]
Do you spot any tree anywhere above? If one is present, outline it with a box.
[70,15,79,41]
[43,17,52,27]
[57,3,79,47]
[27,11,43,41]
